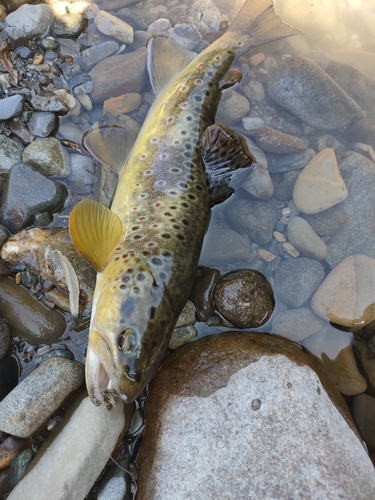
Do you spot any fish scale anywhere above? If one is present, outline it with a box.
[69,0,299,406]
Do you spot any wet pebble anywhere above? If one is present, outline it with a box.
[94,10,133,44]
[89,47,147,102]
[352,394,375,449]
[293,148,348,214]
[51,13,87,39]
[97,454,132,500]
[22,137,71,177]
[0,95,24,121]
[0,135,23,173]
[27,112,56,138]
[31,89,75,114]
[8,448,33,489]
[268,56,362,130]
[5,4,53,39]
[187,0,221,34]
[225,198,277,245]
[287,216,327,260]
[216,89,250,126]
[147,18,171,36]
[168,22,202,51]
[189,267,220,322]
[311,254,375,328]
[242,80,265,102]
[268,148,315,174]
[169,324,197,350]
[8,395,132,500]
[242,117,265,131]
[214,270,274,328]
[0,357,18,402]
[0,163,67,233]
[274,257,325,308]
[175,300,195,328]
[35,346,74,368]
[137,332,373,499]
[69,154,96,195]
[243,164,273,200]
[0,436,33,470]
[272,307,325,342]
[80,41,119,70]
[0,357,84,438]
[302,326,367,396]
[0,277,66,345]
[0,318,10,360]
[304,206,347,238]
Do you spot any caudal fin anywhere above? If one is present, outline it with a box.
[219,0,299,53]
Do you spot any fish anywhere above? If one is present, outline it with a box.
[69,0,298,407]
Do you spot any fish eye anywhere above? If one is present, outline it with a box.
[118,328,137,353]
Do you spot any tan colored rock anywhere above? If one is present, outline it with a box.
[287,216,328,260]
[302,326,367,396]
[311,254,375,327]
[94,10,133,44]
[293,148,348,214]
[103,93,142,114]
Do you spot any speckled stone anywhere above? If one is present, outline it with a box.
[272,307,325,342]
[137,332,373,500]
[214,270,274,328]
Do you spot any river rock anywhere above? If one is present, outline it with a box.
[216,90,250,126]
[22,137,71,177]
[137,331,375,500]
[0,318,10,360]
[253,127,308,154]
[103,93,142,114]
[293,148,348,214]
[7,394,132,500]
[0,95,24,121]
[0,357,18,402]
[9,448,34,489]
[199,228,251,267]
[268,149,315,174]
[274,170,299,201]
[214,270,274,328]
[311,255,375,328]
[302,326,367,396]
[0,277,66,345]
[274,257,325,308]
[243,165,273,200]
[168,22,202,51]
[169,324,197,350]
[189,267,220,322]
[304,206,348,238]
[267,56,362,130]
[94,10,133,44]
[27,112,56,138]
[272,307,325,342]
[353,341,375,392]
[30,90,75,114]
[5,4,53,39]
[89,47,147,102]
[186,0,221,34]
[0,358,84,438]
[323,152,375,266]
[352,394,375,449]
[287,216,327,260]
[0,164,67,233]
[1,228,96,317]
[225,198,276,245]
[0,436,33,470]
[0,135,23,173]
[80,40,119,70]
[51,13,86,38]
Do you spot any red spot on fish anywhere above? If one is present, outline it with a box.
[195,79,202,84]
[134,183,140,187]
[215,55,221,60]
[140,154,147,160]
[154,202,162,208]
[139,193,147,199]
[145,170,152,175]
[151,137,159,143]
[139,216,146,221]
[157,180,166,187]
[180,103,188,109]
[180,85,188,91]
[147,242,156,248]
[197,62,204,69]
[173,140,180,145]
[167,116,174,124]
[221,43,227,48]
[132,207,138,211]
[152,224,159,229]
[160,153,168,160]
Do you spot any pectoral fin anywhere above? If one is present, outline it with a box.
[83,124,138,174]
[201,122,256,206]
[69,198,122,272]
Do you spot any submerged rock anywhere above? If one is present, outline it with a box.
[268,56,363,130]
[137,332,374,500]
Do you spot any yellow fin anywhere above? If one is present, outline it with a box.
[83,124,138,174]
[69,198,122,272]
[147,36,196,94]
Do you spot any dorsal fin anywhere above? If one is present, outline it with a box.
[83,124,138,174]
[147,36,196,94]
[69,198,122,272]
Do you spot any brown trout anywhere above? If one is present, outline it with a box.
[69,0,297,406]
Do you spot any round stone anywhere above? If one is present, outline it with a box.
[287,216,327,260]
[214,270,274,328]
[311,254,375,328]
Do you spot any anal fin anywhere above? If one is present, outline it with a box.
[201,122,256,206]
[69,198,122,272]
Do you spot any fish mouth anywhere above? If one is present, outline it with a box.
[86,330,142,406]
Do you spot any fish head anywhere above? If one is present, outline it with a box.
[86,253,177,406]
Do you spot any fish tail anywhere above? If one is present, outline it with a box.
[219,0,299,53]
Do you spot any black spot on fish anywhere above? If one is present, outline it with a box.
[142,251,150,256]
[182,218,189,226]
[115,257,120,261]
[188,194,196,200]
[164,211,172,217]
[133,235,143,240]
[159,272,167,280]
[132,225,140,231]
[196,184,204,191]
[161,233,171,239]
[133,287,140,294]
[169,190,178,196]
[162,250,171,257]
[181,130,187,135]
[194,95,202,102]
[170,205,177,210]
[137,273,145,281]
[179,182,188,188]
[116,247,121,251]
[122,276,130,283]
[190,175,195,181]
[177,234,185,241]
[149,306,156,320]
[127,268,133,273]
[192,126,199,133]
[185,143,192,150]
[184,152,192,159]
[173,224,181,230]
[152,257,162,266]
[181,202,188,208]
[186,116,193,122]
[194,107,201,113]
[170,218,176,222]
